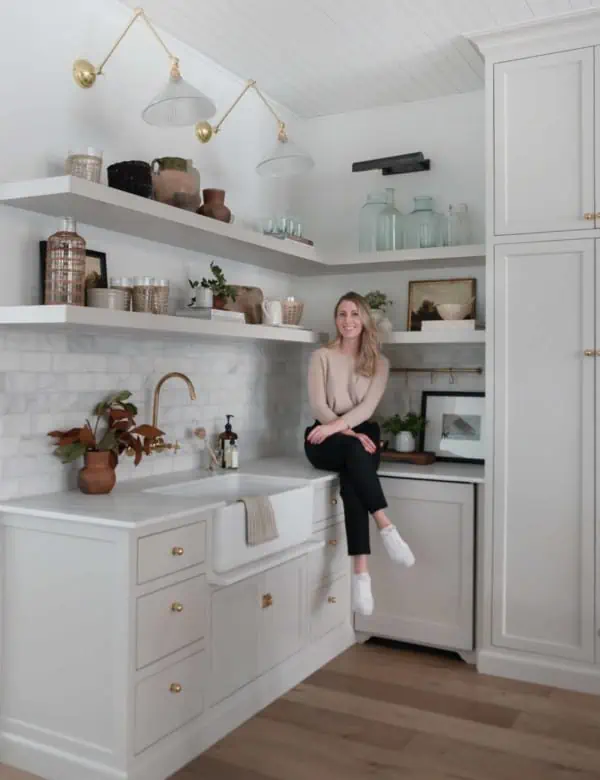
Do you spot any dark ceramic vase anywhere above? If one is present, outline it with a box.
[78,451,116,495]
[198,189,231,222]
[107,161,153,198]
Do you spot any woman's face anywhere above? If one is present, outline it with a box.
[336,299,363,341]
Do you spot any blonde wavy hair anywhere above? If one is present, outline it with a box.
[328,291,381,378]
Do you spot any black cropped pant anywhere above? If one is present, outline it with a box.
[304,420,387,556]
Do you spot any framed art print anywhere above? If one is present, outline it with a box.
[407,277,476,331]
[420,390,485,464]
[40,241,108,304]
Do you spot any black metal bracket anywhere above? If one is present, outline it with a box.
[352,152,430,176]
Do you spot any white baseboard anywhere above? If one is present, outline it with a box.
[478,648,600,695]
[1,624,355,780]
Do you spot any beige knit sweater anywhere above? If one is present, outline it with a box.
[307,346,390,430]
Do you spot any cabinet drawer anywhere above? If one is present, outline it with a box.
[310,575,350,641]
[313,480,342,527]
[137,520,206,584]
[135,649,206,754]
[309,523,348,589]
[136,575,207,669]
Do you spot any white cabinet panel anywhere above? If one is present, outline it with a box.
[494,48,594,235]
[355,479,475,651]
[493,240,595,662]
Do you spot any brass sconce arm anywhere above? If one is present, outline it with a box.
[196,79,288,143]
[73,7,181,89]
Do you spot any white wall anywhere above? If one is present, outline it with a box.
[292,91,484,255]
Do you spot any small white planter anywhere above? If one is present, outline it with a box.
[193,287,213,308]
[394,431,416,453]
[370,308,392,335]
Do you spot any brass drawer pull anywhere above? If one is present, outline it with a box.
[262,593,273,609]
[584,212,596,220]
[328,596,337,604]
[169,683,182,694]
[328,539,338,547]
[584,349,596,357]
[170,602,184,613]
[171,546,184,556]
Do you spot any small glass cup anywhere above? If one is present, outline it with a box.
[132,276,155,313]
[109,277,133,310]
[152,279,170,315]
[65,147,103,183]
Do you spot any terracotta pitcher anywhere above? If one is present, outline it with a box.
[78,451,116,495]
[198,189,231,223]
[152,157,200,211]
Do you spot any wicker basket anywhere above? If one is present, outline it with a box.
[281,298,304,325]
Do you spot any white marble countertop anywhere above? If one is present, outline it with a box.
[0,456,484,529]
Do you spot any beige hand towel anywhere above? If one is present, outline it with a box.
[239,495,279,546]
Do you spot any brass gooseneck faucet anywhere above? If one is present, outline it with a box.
[150,372,196,453]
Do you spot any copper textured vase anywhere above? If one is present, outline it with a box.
[198,189,231,223]
[78,451,116,495]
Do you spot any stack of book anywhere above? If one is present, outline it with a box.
[175,307,246,323]
[421,319,480,332]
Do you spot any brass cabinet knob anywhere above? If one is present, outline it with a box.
[328,539,338,547]
[331,498,338,505]
[171,546,184,556]
[328,596,337,604]
[584,349,596,356]
[584,212,596,220]
[261,593,273,609]
[169,683,182,694]
[170,602,184,613]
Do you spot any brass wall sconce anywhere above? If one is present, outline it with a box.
[195,79,314,178]
[72,7,216,127]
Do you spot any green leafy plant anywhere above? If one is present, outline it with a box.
[382,412,427,437]
[364,290,392,311]
[193,261,237,302]
[48,391,163,466]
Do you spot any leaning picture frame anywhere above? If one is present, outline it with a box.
[407,277,476,331]
[420,390,485,464]
[39,241,108,304]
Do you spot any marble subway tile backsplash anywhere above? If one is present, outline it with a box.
[0,328,309,500]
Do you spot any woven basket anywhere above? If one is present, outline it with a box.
[281,299,304,326]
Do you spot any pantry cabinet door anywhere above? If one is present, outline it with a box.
[494,48,594,235]
[493,240,595,662]
[355,479,475,651]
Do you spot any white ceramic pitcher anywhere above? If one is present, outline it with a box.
[262,298,283,325]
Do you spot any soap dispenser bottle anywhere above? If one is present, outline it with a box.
[218,414,238,468]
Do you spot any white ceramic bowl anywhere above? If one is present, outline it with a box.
[87,288,129,311]
[436,302,473,320]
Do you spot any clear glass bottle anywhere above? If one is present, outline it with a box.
[358,191,388,252]
[376,188,404,251]
[44,218,86,306]
[405,196,445,249]
[445,203,471,246]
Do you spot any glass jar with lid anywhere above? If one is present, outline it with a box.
[376,188,403,251]
[358,191,388,252]
[404,196,445,249]
[44,218,86,306]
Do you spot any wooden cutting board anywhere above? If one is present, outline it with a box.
[224,285,264,324]
[380,450,437,465]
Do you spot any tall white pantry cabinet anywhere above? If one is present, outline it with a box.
[470,10,600,694]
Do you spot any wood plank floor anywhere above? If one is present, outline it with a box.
[2,641,600,780]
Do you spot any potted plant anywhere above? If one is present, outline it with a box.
[196,261,237,309]
[48,391,163,495]
[382,412,427,453]
[364,290,393,334]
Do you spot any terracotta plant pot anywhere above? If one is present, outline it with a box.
[198,189,231,223]
[213,295,227,310]
[152,157,200,211]
[78,451,116,495]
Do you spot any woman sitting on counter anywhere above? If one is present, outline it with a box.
[304,291,415,616]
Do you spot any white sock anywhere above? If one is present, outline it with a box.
[352,572,374,616]
[380,525,415,567]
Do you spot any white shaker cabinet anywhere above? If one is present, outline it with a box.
[355,478,475,652]
[494,47,595,235]
[493,240,596,663]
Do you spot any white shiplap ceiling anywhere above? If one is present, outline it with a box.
[121,0,600,117]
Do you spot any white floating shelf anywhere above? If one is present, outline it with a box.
[0,176,485,275]
[383,330,486,345]
[0,176,324,276]
[0,306,327,344]
[321,244,486,273]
